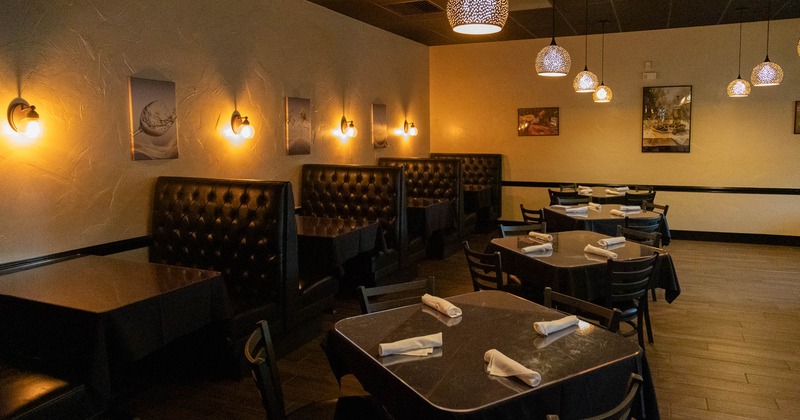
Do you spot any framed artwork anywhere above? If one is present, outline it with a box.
[285,97,312,155]
[518,107,559,136]
[642,85,692,153]
[794,101,800,135]
[128,77,177,160]
[372,103,388,149]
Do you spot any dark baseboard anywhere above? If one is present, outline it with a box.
[0,236,151,274]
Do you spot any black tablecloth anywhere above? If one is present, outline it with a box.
[487,232,680,303]
[326,291,659,419]
[463,184,492,213]
[296,216,382,269]
[0,256,231,398]
[407,198,454,238]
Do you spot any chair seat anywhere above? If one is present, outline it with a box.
[0,362,93,420]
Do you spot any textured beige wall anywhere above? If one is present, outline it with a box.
[0,0,430,262]
[430,20,800,236]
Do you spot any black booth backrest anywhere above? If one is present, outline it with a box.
[150,177,298,319]
[431,153,502,218]
[299,164,405,250]
[377,157,461,202]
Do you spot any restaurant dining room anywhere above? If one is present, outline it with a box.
[1,0,799,419]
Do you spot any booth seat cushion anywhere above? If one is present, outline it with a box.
[0,362,93,420]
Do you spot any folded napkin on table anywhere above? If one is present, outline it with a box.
[533,315,580,336]
[619,205,641,212]
[521,243,553,254]
[422,294,462,318]
[578,188,593,195]
[612,186,630,192]
[528,231,553,242]
[598,236,626,247]
[578,185,592,191]
[379,332,442,357]
[588,202,602,211]
[484,349,542,387]
[550,205,570,209]
[609,209,629,217]
[584,244,618,260]
[565,206,589,214]
[534,324,579,349]
[605,189,626,196]
[422,308,463,327]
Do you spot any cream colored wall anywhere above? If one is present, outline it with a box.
[431,20,800,236]
[0,0,430,263]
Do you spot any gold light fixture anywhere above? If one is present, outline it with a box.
[230,110,254,139]
[573,0,599,92]
[751,0,783,86]
[536,0,571,77]
[446,0,509,35]
[593,21,612,103]
[8,99,41,138]
[727,10,751,98]
[403,120,418,136]
[336,115,357,139]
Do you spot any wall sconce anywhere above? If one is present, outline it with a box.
[335,115,357,139]
[8,99,41,139]
[395,120,418,136]
[230,110,254,139]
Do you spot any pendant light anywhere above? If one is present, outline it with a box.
[536,0,571,77]
[573,0,599,92]
[727,9,751,97]
[446,0,509,35]
[751,0,783,86]
[593,21,612,103]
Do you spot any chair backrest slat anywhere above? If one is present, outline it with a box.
[606,254,658,306]
[463,241,505,291]
[543,287,621,333]
[358,276,435,314]
[520,204,544,224]
[500,222,546,238]
[245,320,286,420]
[616,226,661,248]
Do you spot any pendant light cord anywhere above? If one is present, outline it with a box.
[551,0,557,43]
[600,21,605,84]
[584,0,589,69]
[737,10,743,78]
[765,0,771,59]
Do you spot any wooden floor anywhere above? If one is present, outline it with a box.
[123,232,800,419]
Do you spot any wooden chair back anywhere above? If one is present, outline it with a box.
[543,287,621,332]
[642,202,669,217]
[500,223,547,238]
[624,214,662,234]
[358,276,435,314]
[245,320,286,420]
[462,241,505,291]
[607,254,658,305]
[520,204,544,224]
[557,196,591,205]
[625,191,656,206]
[548,189,578,205]
[616,226,662,248]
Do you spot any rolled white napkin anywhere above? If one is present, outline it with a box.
[598,236,626,247]
[584,244,618,260]
[528,231,553,242]
[534,324,578,349]
[422,294,462,318]
[565,206,589,213]
[578,185,592,191]
[605,189,626,196]
[613,186,630,192]
[484,349,542,387]
[550,205,570,209]
[578,189,593,196]
[521,243,553,254]
[533,315,579,336]
[609,209,628,217]
[588,202,602,211]
[619,205,641,212]
[378,332,442,357]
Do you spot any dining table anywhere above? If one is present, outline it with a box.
[295,215,383,276]
[326,290,658,419]
[486,231,680,304]
[543,204,670,244]
[577,187,653,205]
[406,197,454,239]
[0,255,231,399]
[463,184,493,214]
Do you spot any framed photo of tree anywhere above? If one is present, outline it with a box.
[642,86,692,152]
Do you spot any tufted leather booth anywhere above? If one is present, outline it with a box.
[298,164,406,285]
[431,153,503,230]
[378,157,464,262]
[150,177,336,343]
[0,359,96,420]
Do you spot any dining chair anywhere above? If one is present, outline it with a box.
[548,188,578,205]
[623,213,662,235]
[245,320,388,420]
[543,287,621,332]
[357,276,435,314]
[642,202,669,218]
[605,254,659,349]
[559,183,577,191]
[545,373,643,420]
[616,226,661,248]
[625,190,656,206]
[557,196,590,205]
[635,185,654,192]
[520,204,544,224]
[462,241,528,297]
[499,222,546,238]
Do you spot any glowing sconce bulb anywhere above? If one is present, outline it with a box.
[231,111,254,140]
[8,100,41,140]
[335,115,357,140]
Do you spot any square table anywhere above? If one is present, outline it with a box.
[544,204,663,237]
[295,215,382,275]
[407,197,454,239]
[327,290,658,419]
[486,231,680,303]
[0,255,231,398]
[463,184,492,214]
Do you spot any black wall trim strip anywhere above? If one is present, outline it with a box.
[0,236,151,274]
[670,230,800,246]
[501,181,800,196]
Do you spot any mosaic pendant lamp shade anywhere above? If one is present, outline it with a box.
[593,21,611,103]
[727,10,750,97]
[447,0,509,35]
[536,0,570,76]
[573,0,598,92]
[751,0,783,86]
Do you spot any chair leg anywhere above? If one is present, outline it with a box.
[636,309,645,350]
[650,288,657,301]
[643,299,654,344]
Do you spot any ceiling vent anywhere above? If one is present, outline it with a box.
[385,1,444,16]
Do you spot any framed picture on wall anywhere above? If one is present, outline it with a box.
[285,97,312,155]
[794,101,800,135]
[642,85,692,153]
[372,103,388,149]
[518,107,559,136]
[128,77,178,160]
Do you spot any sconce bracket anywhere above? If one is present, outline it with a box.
[231,110,244,134]
[8,99,33,132]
